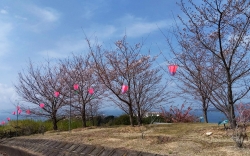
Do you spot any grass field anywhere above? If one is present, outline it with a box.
[18,123,250,156]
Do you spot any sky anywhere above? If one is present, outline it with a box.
[0,0,188,120]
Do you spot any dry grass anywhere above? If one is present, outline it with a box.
[20,123,250,156]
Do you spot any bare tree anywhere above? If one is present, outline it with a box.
[86,100,101,126]
[162,46,217,123]
[89,36,169,126]
[232,103,250,147]
[59,53,105,127]
[167,0,250,128]
[15,60,67,130]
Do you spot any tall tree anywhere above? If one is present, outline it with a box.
[15,60,67,130]
[89,36,169,126]
[59,54,104,127]
[169,0,250,128]
[163,46,218,123]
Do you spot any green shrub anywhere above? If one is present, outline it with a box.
[102,115,115,126]
[55,118,83,131]
[142,116,166,124]
[0,119,43,137]
[114,114,137,125]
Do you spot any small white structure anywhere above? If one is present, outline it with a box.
[144,111,161,117]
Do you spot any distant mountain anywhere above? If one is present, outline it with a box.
[100,108,124,117]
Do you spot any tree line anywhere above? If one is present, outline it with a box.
[14,0,250,131]
[15,36,169,130]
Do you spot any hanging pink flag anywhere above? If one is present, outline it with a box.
[168,64,178,76]
[18,109,22,114]
[73,84,79,90]
[54,91,60,97]
[26,109,31,115]
[7,117,10,121]
[121,85,128,93]
[88,88,94,95]
[12,111,16,115]
[40,103,45,108]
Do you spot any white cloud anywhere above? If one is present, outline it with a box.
[39,38,89,59]
[126,21,168,38]
[82,7,95,19]
[14,15,27,21]
[0,22,13,56]
[39,25,118,59]
[81,18,169,44]
[0,9,8,14]
[0,65,12,71]
[117,14,170,38]
[83,25,117,41]
[0,83,18,110]
[39,49,64,59]
[81,0,107,20]
[39,14,171,59]
[24,5,60,32]
[100,25,117,38]
[31,6,59,22]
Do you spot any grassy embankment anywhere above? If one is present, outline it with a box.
[1,117,250,155]
[8,121,250,156]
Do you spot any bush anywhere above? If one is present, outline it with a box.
[142,116,165,124]
[114,114,137,125]
[0,119,42,137]
[103,115,115,126]
[161,104,197,123]
[55,118,83,131]
[233,103,250,148]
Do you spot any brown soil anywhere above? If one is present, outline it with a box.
[19,123,250,156]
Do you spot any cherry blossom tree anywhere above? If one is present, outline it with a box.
[59,54,105,127]
[89,36,169,126]
[166,0,250,128]
[15,60,67,130]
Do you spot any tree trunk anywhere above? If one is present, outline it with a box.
[52,116,58,130]
[203,108,208,123]
[228,80,237,129]
[129,105,134,126]
[51,110,58,130]
[136,103,142,126]
[229,104,237,128]
[137,110,142,126]
[81,108,87,127]
[91,114,94,126]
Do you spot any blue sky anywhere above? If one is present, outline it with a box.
[0,0,186,119]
